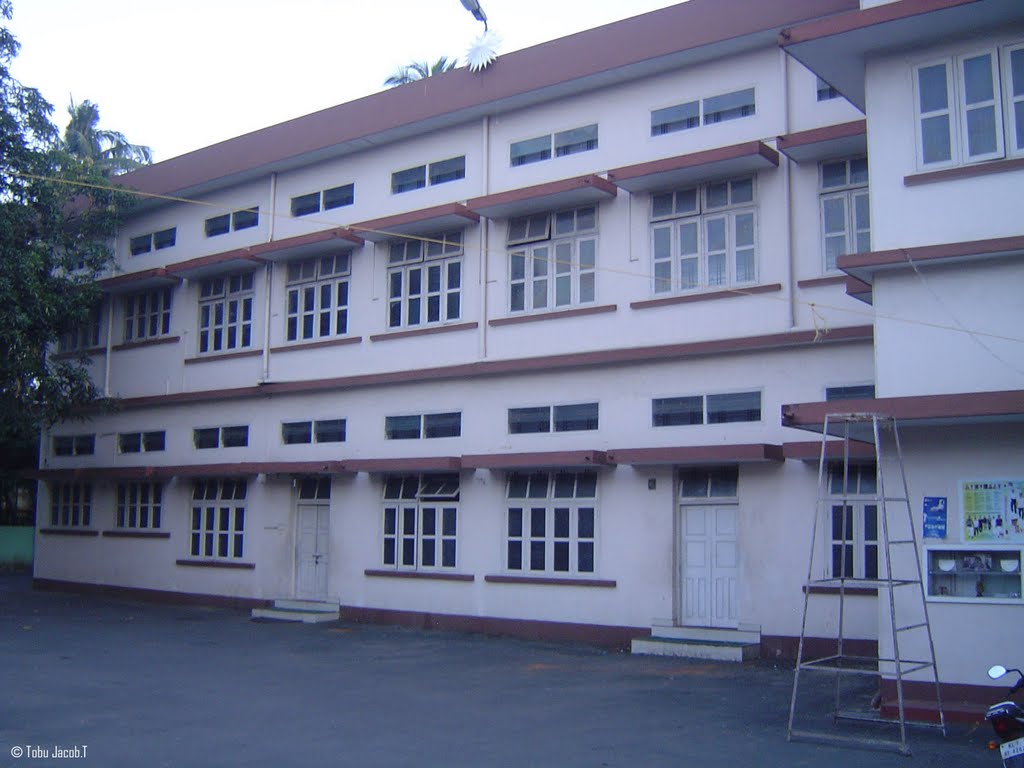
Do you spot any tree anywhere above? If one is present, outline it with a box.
[384,56,460,87]
[63,97,152,174]
[0,0,132,480]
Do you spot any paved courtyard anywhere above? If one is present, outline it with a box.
[0,575,996,767]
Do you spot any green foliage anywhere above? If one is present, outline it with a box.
[0,0,132,474]
[384,56,460,87]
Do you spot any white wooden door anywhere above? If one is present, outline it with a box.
[295,503,330,599]
[681,505,739,628]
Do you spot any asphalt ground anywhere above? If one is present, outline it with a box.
[0,575,998,768]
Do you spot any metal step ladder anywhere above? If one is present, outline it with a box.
[786,413,946,755]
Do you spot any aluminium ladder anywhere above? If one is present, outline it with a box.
[786,413,946,755]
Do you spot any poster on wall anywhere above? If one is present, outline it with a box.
[922,497,947,539]
[962,480,1024,543]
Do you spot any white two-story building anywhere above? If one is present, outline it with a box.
[35,0,1023,718]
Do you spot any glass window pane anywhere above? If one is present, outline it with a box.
[553,402,598,432]
[323,184,354,210]
[821,161,848,189]
[702,88,755,124]
[653,396,703,426]
[575,473,597,498]
[385,415,421,440]
[424,412,461,439]
[510,135,551,166]
[509,407,550,434]
[708,467,738,497]
[966,106,998,156]
[918,64,948,112]
[962,54,994,104]
[578,508,595,538]
[578,542,594,573]
[707,391,760,423]
[553,124,598,156]
[651,101,699,135]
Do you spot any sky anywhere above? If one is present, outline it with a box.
[7,0,684,163]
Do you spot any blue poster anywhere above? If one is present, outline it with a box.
[923,497,947,539]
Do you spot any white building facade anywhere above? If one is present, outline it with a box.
[36,0,1023,717]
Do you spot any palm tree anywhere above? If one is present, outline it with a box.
[63,98,152,175]
[384,56,460,87]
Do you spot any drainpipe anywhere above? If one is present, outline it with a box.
[480,115,490,360]
[261,173,277,382]
[780,48,797,329]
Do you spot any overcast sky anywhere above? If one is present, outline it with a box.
[8,0,684,163]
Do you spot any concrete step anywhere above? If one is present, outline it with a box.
[649,625,760,645]
[631,636,760,662]
[251,598,340,624]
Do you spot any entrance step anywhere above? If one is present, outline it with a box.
[631,626,760,662]
[251,598,339,624]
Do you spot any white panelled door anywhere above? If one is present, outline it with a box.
[295,503,330,600]
[681,505,739,628]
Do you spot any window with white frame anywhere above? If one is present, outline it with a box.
[49,482,92,527]
[914,43,1024,169]
[281,419,346,444]
[52,434,95,456]
[385,412,461,440]
[124,287,172,342]
[204,207,259,238]
[510,124,598,166]
[190,479,246,559]
[391,156,465,194]
[116,482,163,529]
[285,253,350,342]
[651,88,755,136]
[129,227,177,256]
[198,272,254,353]
[508,206,596,313]
[506,471,597,575]
[57,305,102,353]
[826,462,879,579]
[193,425,248,449]
[820,157,870,271]
[679,466,739,498]
[290,183,354,217]
[650,177,756,294]
[652,391,761,427]
[508,403,598,434]
[816,76,840,102]
[118,430,166,453]
[382,474,459,570]
[387,231,462,329]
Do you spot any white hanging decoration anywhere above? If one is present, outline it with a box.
[467,30,501,72]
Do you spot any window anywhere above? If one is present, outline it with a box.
[116,482,162,529]
[914,43,1024,168]
[553,124,598,157]
[124,288,173,342]
[290,183,354,217]
[820,158,870,271]
[49,482,92,527]
[651,89,755,136]
[679,466,739,498]
[285,253,350,341]
[282,419,346,444]
[827,463,879,580]
[508,403,598,434]
[382,474,459,570]
[58,306,102,353]
[118,431,166,453]
[52,434,95,456]
[387,231,462,329]
[193,425,248,449]
[385,412,461,440]
[652,391,761,426]
[205,207,259,237]
[510,124,598,166]
[650,177,756,293]
[825,384,876,401]
[198,272,254,353]
[506,471,597,575]
[129,227,176,256]
[392,157,465,194]
[508,206,597,313]
[816,76,840,102]
[298,477,331,500]
[190,479,246,559]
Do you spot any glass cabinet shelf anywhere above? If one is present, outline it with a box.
[925,546,1022,603]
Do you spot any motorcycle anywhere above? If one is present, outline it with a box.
[986,664,1024,767]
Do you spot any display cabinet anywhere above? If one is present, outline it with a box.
[925,546,1022,603]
